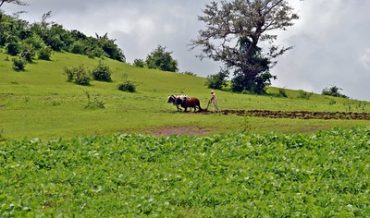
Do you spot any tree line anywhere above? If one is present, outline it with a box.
[0,11,125,63]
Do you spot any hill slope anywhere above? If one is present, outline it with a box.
[0,52,369,139]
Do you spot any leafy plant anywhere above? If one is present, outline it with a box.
[118,73,136,92]
[133,59,145,68]
[84,91,105,109]
[38,47,52,61]
[12,57,26,71]
[91,61,112,82]
[64,65,91,86]
[322,86,348,98]
[206,69,228,90]
[278,88,288,98]
[298,90,313,99]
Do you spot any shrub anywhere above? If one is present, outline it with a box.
[71,41,86,54]
[64,65,91,86]
[298,90,313,99]
[91,61,112,82]
[21,47,36,63]
[182,71,197,77]
[24,34,46,50]
[12,57,26,71]
[118,81,136,93]
[6,42,21,56]
[84,91,105,109]
[38,47,52,60]
[133,59,145,68]
[278,88,288,98]
[322,86,348,98]
[206,70,228,90]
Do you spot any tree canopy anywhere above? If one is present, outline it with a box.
[146,45,178,72]
[193,0,299,93]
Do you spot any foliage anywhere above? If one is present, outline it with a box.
[193,0,299,94]
[181,71,197,77]
[64,65,91,86]
[0,128,369,216]
[146,45,178,72]
[206,69,228,90]
[278,88,288,98]
[20,46,35,63]
[91,61,112,82]
[6,42,20,56]
[298,90,313,99]
[118,81,136,93]
[12,57,26,71]
[84,91,105,109]
[0,13,125,62]
[133,59,145,68]
[322,86,348,98]
[37,47,52,60]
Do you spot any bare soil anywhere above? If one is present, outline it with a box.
[213,109,370,120]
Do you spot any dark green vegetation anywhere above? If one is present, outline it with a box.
[322,86,348,99]
[1,128,369,217]
[0,12,125,65]
[146,45,178,72]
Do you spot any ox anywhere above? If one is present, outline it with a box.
[167,95,203,112]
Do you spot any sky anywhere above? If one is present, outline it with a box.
[3,0,370,100]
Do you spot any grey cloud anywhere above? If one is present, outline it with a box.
[3,0,370,100]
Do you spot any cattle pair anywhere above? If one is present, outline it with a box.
[167,95,203,112]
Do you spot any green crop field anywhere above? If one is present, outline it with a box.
[1,51,370,140]
[1,128,369,217]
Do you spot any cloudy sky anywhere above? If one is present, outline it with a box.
[4,0,370,100]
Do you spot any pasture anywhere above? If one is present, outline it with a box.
[1,52,370,140]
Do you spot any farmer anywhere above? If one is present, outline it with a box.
[208,90,220,112]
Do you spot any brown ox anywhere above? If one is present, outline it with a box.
[167,95,203,112]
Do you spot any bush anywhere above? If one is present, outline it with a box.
[118,81,136,93]
[278,88,288,98]
[21,47,36,63]
[133,59,145,68]
[84,91,105,109]
[64,65,91,86]
[298,90,313,99]
[38,47,52,60]
[322,86,348,98]
[6,42,21,56]
[206,70,228,90]
[91,61,112,82]
[182,71,197,77]
[12,57,26,71]
[71,41,86,54]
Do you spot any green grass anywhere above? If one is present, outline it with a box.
[1,128,369,217]
[0,52,369,139]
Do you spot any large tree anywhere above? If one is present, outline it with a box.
[193,0,299,93]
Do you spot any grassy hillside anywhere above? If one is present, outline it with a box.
[0,52,369,139]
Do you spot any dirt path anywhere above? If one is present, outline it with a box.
[206,109,370,120]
